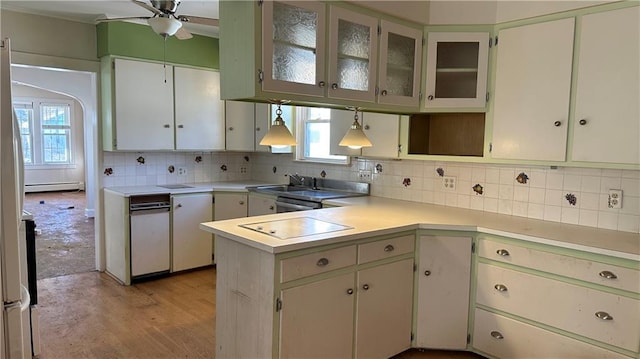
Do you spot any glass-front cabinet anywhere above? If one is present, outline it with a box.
[262,1,326,97]
[328,6,378,102]
[378,20,423,107]
[424,32,489,109]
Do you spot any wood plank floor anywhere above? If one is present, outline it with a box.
[37,267,483,358]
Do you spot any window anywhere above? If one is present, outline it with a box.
[295,106,349,164]
[13,99,74,166]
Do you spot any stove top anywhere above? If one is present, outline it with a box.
[239,217,353,239]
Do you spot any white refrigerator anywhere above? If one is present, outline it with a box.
[1,38,39,359]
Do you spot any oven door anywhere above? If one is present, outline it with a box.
[276,198,322,213]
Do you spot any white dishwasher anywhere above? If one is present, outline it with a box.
[129,194,171,281]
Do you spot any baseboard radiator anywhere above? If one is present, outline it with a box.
[24,182,84,193]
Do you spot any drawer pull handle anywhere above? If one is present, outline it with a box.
[490,331,504,340]
[424,270,431,276]
[595,311,613,321]
[599,271,617,280]
[496,249,510,256]
[346,288,353,295]
[362,284,370,290]
[494,284,508,292]
[384,244,395,252]
[316,258,329,267]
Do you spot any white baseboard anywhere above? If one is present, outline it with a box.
[24,182,83,193]
[84,208,95,218]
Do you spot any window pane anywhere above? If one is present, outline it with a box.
[304,122,344,161]
[41,104,70,126]
[14,106,33,163]
[42,129,70,163]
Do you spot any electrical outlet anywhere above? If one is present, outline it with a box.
[358,170,372,181]
[178,167,187,175]
[239,166,248,174]
[443,176,457,191]
[608,189,623,209]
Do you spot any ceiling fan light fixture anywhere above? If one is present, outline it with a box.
[148,16,182,37]
[260,102,296,148]
[339,110,372,150]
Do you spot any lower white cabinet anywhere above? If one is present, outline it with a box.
[171,193,213,272]
[473,309,629,359]
[248,193,276,216]
[416,235,472,349]
[214,193,248,220]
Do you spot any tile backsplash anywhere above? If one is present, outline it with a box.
[102,151,639,233]
[251,153,640,234]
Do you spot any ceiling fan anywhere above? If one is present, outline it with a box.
[96,0,219,40]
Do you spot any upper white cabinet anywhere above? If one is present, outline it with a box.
[491,18,575,161]
[328,6,378,102]
[104,58,224,151]
[220,1,423,112]
[572,6,640,165]
[261,1,327,97]
[330,109,400,158]
[378,20,423,108]
[112,58,174,150]
[424,32,490,109]
[225,101,256,151]
[174,67,225,151]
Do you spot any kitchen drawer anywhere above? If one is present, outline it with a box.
[473,308,630,359]
[358,235,414,264]
[478,238,640,293]
[280,245,357,283]
[476,263,640,352]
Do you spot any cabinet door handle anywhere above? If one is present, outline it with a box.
[362,284,370,290]
[269,205,274,210]
[228,127,234,131]
[494,284,508,292]
[256,127,261,131]
[239,201,245,205]
[177,124,184,128]
[381,89,388,96]
[579,119,587,126]
[554,121,562,127]
[424,270,431,276]
[595,311,613,321]
[496,249,510,257]
[318,81,326,88]
[331,83,338,90]
[164,124,171,128]
[346,288,354,295]
[364,124,370,130]
[176,204,182,208]
[383,244,394,252]
[490,331,504,340]
[599,271,617,280]
[427,94,434,101]
[316,258,329,267]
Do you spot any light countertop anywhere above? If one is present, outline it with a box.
[104,180,277,196]
[201,196,640,261]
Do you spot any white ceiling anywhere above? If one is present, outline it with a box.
[0,0,221,37]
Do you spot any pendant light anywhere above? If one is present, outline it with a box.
[339,107,372,149]
[259,100,296,148]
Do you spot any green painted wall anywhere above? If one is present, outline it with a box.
[97,22,218,69]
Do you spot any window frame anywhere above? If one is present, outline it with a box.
[294,106,350,165]
[13,97,75,167]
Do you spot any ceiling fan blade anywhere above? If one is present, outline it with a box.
[131,0,163,15]
[176,15,219,27]
[175,27,193,40]
[96,16,151,23]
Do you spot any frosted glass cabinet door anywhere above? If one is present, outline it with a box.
[572,6,640,165]
[328,6,378,102]
[378,20,422,107]
[424,32,489,109]
[262,1,326,97]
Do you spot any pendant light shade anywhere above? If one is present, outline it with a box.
[259,101,296,148]
[148,16,183,37]
[339,109,372,149]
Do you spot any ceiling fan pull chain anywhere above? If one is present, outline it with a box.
[163,35,168,83]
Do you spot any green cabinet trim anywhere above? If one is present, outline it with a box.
[97,22,219,69]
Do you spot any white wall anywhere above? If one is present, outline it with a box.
[13,84,85,189]
[251,153,640,234]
